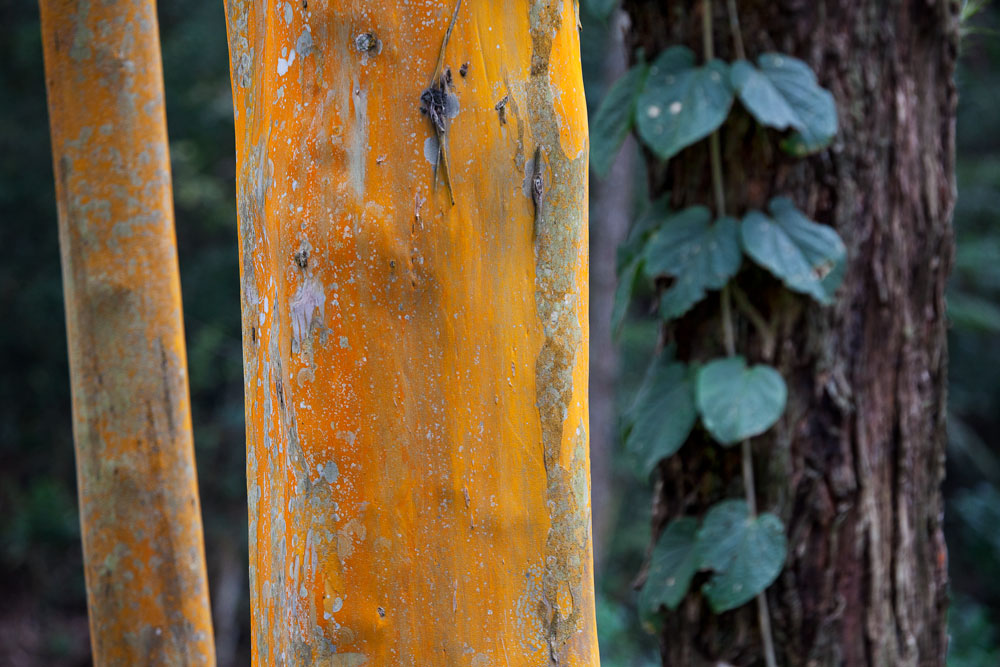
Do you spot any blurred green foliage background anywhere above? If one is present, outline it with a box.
[0,2,997,665]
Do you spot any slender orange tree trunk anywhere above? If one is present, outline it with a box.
[39,1,215,663]
[224,1,598,663]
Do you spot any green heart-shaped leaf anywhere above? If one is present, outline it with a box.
[639,517,700,613]
[695,357,786,445]
[642,207,742,320]
[730,54,837,155]
[741,197,847,304]
[612,197,672,335]
[635,46,734,160]
[611,256,642,336]
[697,500,751,570]
[697,500,787,612]
[625,354,697,476]
[590,62,648,176]
[618,196,672,269]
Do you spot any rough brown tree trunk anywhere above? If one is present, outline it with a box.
[622,1,958,665]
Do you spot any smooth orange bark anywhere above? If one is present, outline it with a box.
[225,0,597,664]
[39,1,215,663]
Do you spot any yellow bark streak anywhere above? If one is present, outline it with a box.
[39,1,215,663]
[225,0,596,664]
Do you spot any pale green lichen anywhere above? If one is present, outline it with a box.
[526,1,593,662]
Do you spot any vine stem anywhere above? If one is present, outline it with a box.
[704,2,778,666]
[726,0,747,61]
[703,0,726,217]
[721,286,736,357]
[731,284,776,361]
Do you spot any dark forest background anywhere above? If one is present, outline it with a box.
[0,2,998,665]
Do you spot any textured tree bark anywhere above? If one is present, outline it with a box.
[223,1,599,664]
[38,0,216,664]
[622,1,958,665]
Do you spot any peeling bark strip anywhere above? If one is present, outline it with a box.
[223,0,598,664]
[623,1,958,665]
[38,1,216,664]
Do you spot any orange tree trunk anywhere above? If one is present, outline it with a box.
[39,1,216,663]
[223,0,598,663]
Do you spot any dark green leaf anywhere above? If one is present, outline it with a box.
[697,500,787,612]
[618,195,671,269]
[635,46,734,160]
[642,207,742,320]
[741,197,846,304]
[611,255,642,335]
[695,357,786,445]
[730,54,837,155]
[639,517,700,613]
[582,0,619,22]
[948,292,1000,333]
[625,354,697,476]
[697,500,751,571]
[591,62,648,176]
[612,197,672,333]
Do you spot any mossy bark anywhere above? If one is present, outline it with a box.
[622,1,958,665]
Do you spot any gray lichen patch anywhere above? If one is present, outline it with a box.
[237,135,272,331]
[346,76,368,199]
[318,460,339,484]
[226,1,254,90]
[423,135,440,166]
[296,29,314,57]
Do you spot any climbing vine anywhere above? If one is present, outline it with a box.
[591,1,845,663]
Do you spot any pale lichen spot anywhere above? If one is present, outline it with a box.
[669,101,683,115]
[336,430,357,446]
[646,105,661,119]
[290,276,325,353]
[423,135,440,166]
[296,30,313,57]
[318,461,339,484]
[277,50,296,76]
